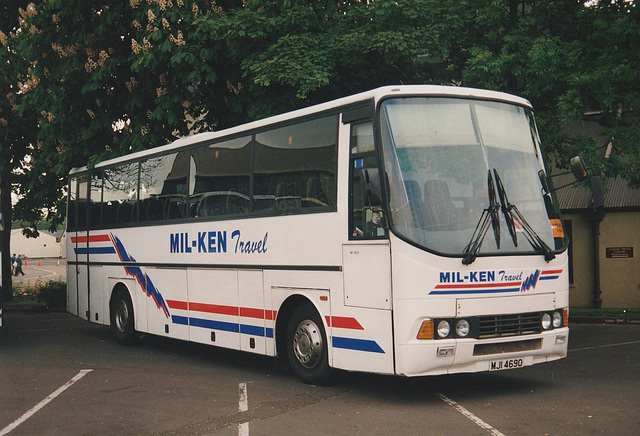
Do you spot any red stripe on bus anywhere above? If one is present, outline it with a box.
[240,307,266,319]
[167,300,277,321]
[71,234,111,244]
[542,269,563,275]
[167,300,188,311]
[326,316,364,330]
[435,282,521,289]
[190,303,239,316]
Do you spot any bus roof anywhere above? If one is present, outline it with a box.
[69,85,531,175]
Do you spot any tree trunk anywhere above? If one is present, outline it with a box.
[1,173,13,303]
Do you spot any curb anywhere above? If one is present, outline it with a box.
[570,316,640,325]
[3,307,66,314]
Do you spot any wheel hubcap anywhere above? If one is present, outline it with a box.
[115,300,129,333]
[292,319,323,369]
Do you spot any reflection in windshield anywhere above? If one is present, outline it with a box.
[380,97,567,257]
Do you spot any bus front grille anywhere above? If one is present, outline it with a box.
[478,312,542,339]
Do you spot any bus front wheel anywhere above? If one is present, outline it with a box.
[110,289,139,346]
[286,303,332,385]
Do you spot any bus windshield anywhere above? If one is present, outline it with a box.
[380,97,567,258]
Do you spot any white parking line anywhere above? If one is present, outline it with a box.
[437,393,506,436]
[0,369,93,436]
[571,340,640,352]
[238,382,249,436]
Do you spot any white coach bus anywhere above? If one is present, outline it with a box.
[67,85,572,384]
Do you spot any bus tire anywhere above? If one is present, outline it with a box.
[110,288,139,346]
[286,303,332,385]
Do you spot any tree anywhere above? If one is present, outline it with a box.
[462,0,640,186]
[7,0,640,245]
[221,0,475,116]
[11,0,249,239]
[0,0,38,301]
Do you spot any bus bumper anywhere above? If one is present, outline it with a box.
[395,327,569,377]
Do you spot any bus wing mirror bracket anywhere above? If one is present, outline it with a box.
[543,156,600,194]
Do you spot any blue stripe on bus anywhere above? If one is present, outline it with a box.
[332,336,385,354]
[539,275,559,280]
[429,287,520,295]
[74,247,116,255]
[240,324,266,336]
[190,317,239,333]
[172,315,189,325]
[173,316,274,338]
[174,317,381,351]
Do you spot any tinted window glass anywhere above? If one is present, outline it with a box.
[102,162,139,225]
[191,136,251,218]
[89,172,102,227]
[140,152,189,221]
[254,115,338,212]
[77,175,90,229]
[67,178,78,230]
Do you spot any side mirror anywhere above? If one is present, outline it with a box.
[570,156,589,181]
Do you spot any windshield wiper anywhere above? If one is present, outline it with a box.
[493,169,556,262]
[462,170,501,265]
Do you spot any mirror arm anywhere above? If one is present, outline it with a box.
[548,179,583,192]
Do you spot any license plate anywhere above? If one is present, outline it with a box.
[489,357,526,371]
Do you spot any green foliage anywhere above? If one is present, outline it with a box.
[11,279,67,309]
[462,0,640,187]
[0,0,638,238]
[36,280,67,309]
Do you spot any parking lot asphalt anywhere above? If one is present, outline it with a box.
[1,311,639,435]
[9,258,66,287]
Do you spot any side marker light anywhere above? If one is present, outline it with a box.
[417,320,434,340]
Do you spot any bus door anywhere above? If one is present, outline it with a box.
[343,162,391,309]
[345,119,392,310]
[70,175,90,320]
[335,118,394,374]
[340,162,393,374]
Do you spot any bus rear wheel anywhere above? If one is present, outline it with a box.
[286,303,332,385]
[110,289,139,346]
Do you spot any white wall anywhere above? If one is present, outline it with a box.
[10,229,65,259]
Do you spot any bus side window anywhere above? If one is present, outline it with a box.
[140,152,189,221]
[89,171,103,227]
[254,115,338,213]
[102,162,139,225]
[350,121,386,238]
[77,175,90,230]
[190,136,251,218]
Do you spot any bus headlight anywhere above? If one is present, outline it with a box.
[541,313,552,330]
[437,320,451,338]
[455,319,470,337]
[553,311,563,328]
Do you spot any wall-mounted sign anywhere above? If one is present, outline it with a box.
[606,247,634,259]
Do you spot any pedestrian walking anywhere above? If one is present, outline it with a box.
[10,253,16,275]
[14,254,25,276]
